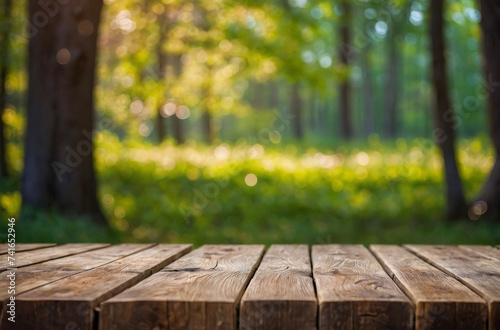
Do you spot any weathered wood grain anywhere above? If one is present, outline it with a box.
[0,243,55,254]
[405,245,500,330]
[0,243,109,271]
[100,244,265,330]
[10,244,191,330]
[371,244,487,329]
[312,244,413,330]
[0,244,153,326]
[459,245,500,261]
[240,245,317,330]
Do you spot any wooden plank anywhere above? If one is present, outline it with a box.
[0,244,154,326]
[9,244,191,330]
[312,244,413,330]
[0,244,153,301]
[100,244,265,330]
[405,245,500,330]
[0,243,55,254]
[459,245,500,261]
[0,243,109,271]
[371,244,487,329]
[240,245,317,330]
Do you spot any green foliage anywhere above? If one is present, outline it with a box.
[1,0,497,246]
[15,207,120,244]
[1,135,499,245]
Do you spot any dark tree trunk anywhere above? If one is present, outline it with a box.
[476,0,500,220]
[268,80,279,109]
[172,116,184,144]
[338,0,353,140]
[383,25,400,138]
[201,69,214,144]
[309,89,316,131]
[22,0,106,224]
[291,82,303,139]
[157,108,166,143]
[319,100,327,134]
[170,53,184,144]
[201,110,212,144]
[362,44,375,137]
[430,0,467,220]
[156,12,167,143]
[0,0,12,178]
[252,82,265,110]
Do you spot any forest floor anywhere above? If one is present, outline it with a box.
[1,133,500,245]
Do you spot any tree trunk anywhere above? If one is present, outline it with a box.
[338,0,353,140]
[362,44,375,137]
[157,107,166,143]
[0,0,12,178]
[170,53,184,144]
[252,82,265,110]
[383,24,400,138]
[291,82,303,139]
[268,80,279,109]
[22,0,106,224]
[308,88,316,131]
[156,12,167,143]
[476,0,500,220]
[201,67,214,144]
[201,110,212,144]
[172,116,184,144]
[430,0,467,220]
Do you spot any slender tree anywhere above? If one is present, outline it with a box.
[338,0,353,140]
[429,0,467,220]
[308,88,317,131]
[201,69,214,144]
[382,20,401,138]
[0,0,12,178]
[156,14,167,143]
[170,53,184,144]
[156,7,184,144]
[476,0,500,220]
[22,0,106,224]
[268,80,279,109]
[361,43,375,137]
[291,82,303,139]
[252,82,265,110]
[382,2,414,138]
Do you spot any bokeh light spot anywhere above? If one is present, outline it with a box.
[356,152,370,166]
[161,102,177,117]
[214,144,230,160]
[130,100,144,115]
[468,201,487,221]
[78,20,94,36]
[245,173,258,187]
[176,106,190,119]
[56,48,71,65]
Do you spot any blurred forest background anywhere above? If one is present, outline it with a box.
[0,0,499,245]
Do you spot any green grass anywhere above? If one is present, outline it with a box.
[1,132,499,246]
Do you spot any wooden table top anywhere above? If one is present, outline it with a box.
[1,243,499,329]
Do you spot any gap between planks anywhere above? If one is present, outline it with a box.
[240,245,317,330]
[312,244,414,330]
[371,244,487,329]
[100,245,265,330]
[404,245,500,330]
[8,244,192,330]
[0,244,156,327]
